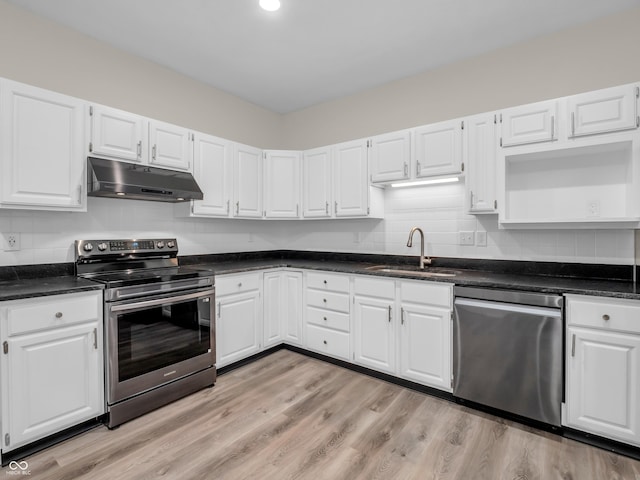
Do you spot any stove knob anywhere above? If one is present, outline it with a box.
[98,242,108,251]
[83,242,94,252]
[167,241,175,249]
[157,241,165,249]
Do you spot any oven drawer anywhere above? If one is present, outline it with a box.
[306,289,350,313]
[566,295,640,334]
[306,324,350,361]
[306,306,350,332]
[305,271,350,292]
[7,291,102,336]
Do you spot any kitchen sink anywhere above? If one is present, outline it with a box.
[365,265,459,278]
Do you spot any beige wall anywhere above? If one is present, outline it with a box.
[281,6,640,150]
[0,0,282,148]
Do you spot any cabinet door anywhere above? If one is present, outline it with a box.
[0,79,85,210]
[568,84,639,138]
[1,323,103,451]
[89,104,145,163]
[192,133,232,217]
[566,327,640,446]
[413,120,463,178]
[465,112,498,213]
[264,150,301,219]
[233,143,263,218]
[500,100,558,147]
[398,302,451,391]
[333,140,369,217]
[216,290,261,368]
[302,147,332,218]
[263,272,283,348]
[148,119,192,171]
[282,271,303,346]
[370,130,411,183]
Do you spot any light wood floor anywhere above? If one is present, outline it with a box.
[5,349,640,480]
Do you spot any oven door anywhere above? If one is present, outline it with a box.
[106,287,215,405]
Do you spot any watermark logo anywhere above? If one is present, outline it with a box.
[6,461,30,476]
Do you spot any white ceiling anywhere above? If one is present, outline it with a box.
[6,0,640,113]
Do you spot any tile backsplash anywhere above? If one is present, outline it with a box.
[0,183,634,266]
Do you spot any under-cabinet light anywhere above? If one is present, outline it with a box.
[390,177,460,188]
[259,0,281,11]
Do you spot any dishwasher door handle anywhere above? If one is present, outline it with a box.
[453,297,562,318]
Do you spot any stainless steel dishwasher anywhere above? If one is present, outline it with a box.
[453,286,563,426]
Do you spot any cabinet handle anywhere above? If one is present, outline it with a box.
[93,328,98,350]
[403,162,408,177]
[323,280,327,285]
[401,307,405,325]
[226,200,230,214]
[334,201,338,214]
[323,298,327,303]
[571,333,576,357]
[217,302,221,318]
[55,312,63,319]
[570,112,575,137]
[323,340,327,345]
[137,141,142,159]
[550,116,555,140]
[388,305,392,322]
[296,204,299,217]
[416,161,420,176]
[470,191,474,209]
[602,314,610,321]
[325,202,329,215]
[238,282,243,288]
[152,144,157,161]
[77,185,82,205]
[236,201,240,215]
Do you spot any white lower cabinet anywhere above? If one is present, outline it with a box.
[564,295,640,447]
[216,272,262,368]
[0,291,104,453]
[352,276,453,392]
[263,270,303,348]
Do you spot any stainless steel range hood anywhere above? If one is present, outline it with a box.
[87,157,203,202]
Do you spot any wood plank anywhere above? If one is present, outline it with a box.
[4,350,640,480]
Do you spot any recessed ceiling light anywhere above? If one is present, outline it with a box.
[259,0,281,12]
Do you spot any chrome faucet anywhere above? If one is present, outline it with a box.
[406,227,432,269]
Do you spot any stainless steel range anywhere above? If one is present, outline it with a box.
[75,238,215,428]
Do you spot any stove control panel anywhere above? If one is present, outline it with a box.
[75,238,179,259]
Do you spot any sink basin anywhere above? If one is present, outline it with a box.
[365,265,458,278]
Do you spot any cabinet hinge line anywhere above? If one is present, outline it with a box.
[3,341,8,354]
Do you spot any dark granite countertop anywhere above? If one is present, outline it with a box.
[181,251,640,301]
[1,251,638,302]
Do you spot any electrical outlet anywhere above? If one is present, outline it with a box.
[475,231,487,247]
[4,232,20,251]
[459,231,475,246]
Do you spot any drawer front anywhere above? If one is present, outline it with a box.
[353,275,395,299]
[306,306,350,332]
[305,271,350,293]
[566,295,640,334]
[400,280,452,308]
[306,289,350,313]
[216,272,261,296]
[306,324,350,361]
[7,291,101,336]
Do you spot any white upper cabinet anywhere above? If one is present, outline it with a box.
[333,139,369,217]
[413,119,463,178]
[264,150,301,219]
[568,84,639,138]
[0,79,86,211]
[88,104,146,163]
[465,112,498,214]
[369,130,411,183]
[191,133,232,217]
[233,143,263,218]
[302,147,332,218]
[500,100,558,147]
[148,119,192,171]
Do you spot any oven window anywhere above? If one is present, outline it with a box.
[117,298,211,382]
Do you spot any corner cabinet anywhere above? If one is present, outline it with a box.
[0,79,86,211]
[263,270,303,348]
[0,291,104,453]
[263,150,301,219]
[215,272,262,368]
[190,133,233,217]
[564,295,640,447]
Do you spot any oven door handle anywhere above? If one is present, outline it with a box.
[110,288,215,312]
